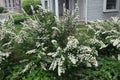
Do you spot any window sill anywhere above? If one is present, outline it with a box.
[103,9,119,13]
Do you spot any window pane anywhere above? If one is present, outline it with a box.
[107,0,117,9]
[45,1,48,9]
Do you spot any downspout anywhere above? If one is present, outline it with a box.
[85,0,88,24]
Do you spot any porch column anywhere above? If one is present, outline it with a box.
[85,0,88,24]
[55,0,59,18]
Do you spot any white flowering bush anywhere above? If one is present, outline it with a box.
[88,17,120,57]
[0,5,98,78]
[0,5,99,80]
[0,15,15,64]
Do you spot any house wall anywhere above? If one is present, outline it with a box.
[78,0,85,21]
[0,0,5,7]
[87,0,120,21]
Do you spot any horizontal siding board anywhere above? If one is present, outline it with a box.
[87,0,120,21]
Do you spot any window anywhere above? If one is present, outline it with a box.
[45,1,48,9]
[9,0,11,7]
[41,0,50,9]
[103,0,119,12]
[12,0,15,7]
[5,0,7,7]
[65,0,69,9]
[106,0,116,9]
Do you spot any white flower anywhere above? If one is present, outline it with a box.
[51,40,57,46]
[26,49,36,54]
[86,62,92,67]
[118,54,120,60]
[58,66,65,76]
[65,36,79,51]
[89,38,107,49]
[52,27,61,33]
[112,39,120,46]
[80,46,92,52]
[90,57,98,67]
[49,59,58,71]
[36,42,41,48]
[68,53,78,64]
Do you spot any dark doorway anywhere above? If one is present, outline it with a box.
[65,0,69,9]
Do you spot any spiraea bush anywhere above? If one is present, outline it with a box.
[76,17,120,80]
[0,5,98,80]
[12,5,98,78]
[87,17,120,57]
[0,14,15,64]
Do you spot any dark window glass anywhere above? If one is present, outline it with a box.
[45,1,48,9]
[106,0,117,9]
[65,0,69,9]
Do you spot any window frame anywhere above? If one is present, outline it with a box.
[103,0,119,12]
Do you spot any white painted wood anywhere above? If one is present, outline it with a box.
[85,0,88,24]
[41,0,45,9]
[55,0,59,18]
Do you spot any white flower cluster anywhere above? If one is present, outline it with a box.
[47,36,98,76]
[51,40,58,47]
[49,55,65,76]
[111,39,120,49]
[26,49,36,54]
[17,62,34,76]
[87,17,120,64]
[88,17,120,51]
[0,17,15,64]
[68,53,78,64]
[65,36,79,51]
[68,45,98,67]
[89,37,107,49]
[78,54,98,67]
[0,51,11,63]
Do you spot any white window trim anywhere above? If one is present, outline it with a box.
[103,0,119,12]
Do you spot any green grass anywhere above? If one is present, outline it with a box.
[14,24,23,33]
